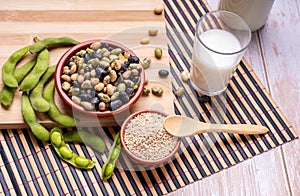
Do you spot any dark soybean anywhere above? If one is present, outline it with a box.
[130,76,140,84]
[198,95,211,103]
[158,69,169,78]
[78,93,92,102]
[84,53,90,63]
[95,67,107,79]
[121,62,129,70]
[110,100,122,110]
[119,92,129,103]
[126,87,134,96]
[91,97,100,105]
[93,53,102,59]
[66,59,73,65]
[128,56,139,64]
[89,90,96,97]
[72,81,80,88]
[102,42,110,48]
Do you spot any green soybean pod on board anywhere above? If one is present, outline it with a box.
[29,65,56,112]
[102,133,121,181]
[43,80,77,127]
[63,130,105,153]
[2,46,30,88]
[0,59,36,107]
[20,49,50,92]
[21,93,49,141]
[29,37,80,53]
[50,126,95,169]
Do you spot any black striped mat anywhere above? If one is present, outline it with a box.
[0,0,298,195]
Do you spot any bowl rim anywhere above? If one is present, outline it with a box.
[120,110,181,166]
[55,39,145,117]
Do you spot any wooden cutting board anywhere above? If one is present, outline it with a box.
[0,25,174,128]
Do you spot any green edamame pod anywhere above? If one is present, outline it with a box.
[102,133,121,181]
[20,49,50,91]
[63,130,105,153]
[21,93,49,141]
[29,37,80,53]
[2,46,30,88]
[0,59,36,107]
[0,86,15,107]
[43,80,77,127]
[29,65,56,112]
[14,59,37,83]
[50,127,95,169]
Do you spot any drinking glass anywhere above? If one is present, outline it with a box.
[190,10,251,96]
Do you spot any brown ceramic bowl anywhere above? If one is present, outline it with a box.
[55,40,145,117]
[120,110,181,167]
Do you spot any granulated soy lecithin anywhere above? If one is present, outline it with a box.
[124,112,179,160]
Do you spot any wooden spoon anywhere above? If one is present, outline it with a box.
[163,115,269,137]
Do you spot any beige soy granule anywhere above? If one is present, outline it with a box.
[124,112,179,160]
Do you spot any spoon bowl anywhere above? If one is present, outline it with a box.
[163,115,269,137]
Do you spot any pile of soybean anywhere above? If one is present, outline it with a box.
[0,37,120,179]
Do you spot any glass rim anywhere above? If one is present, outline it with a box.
[195,10,252,55]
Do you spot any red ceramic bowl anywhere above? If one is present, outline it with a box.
[55,40,145,117]
[120,110,181,167]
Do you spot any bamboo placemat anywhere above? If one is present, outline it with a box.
[0,0,298,195]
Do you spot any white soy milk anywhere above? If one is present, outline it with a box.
[219,0,275,31]
[190,29,242,95]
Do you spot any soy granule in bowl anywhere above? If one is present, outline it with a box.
[124,112,179,160]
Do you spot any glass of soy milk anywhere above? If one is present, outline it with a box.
[190,10,251,96]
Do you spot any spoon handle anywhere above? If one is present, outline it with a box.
[198,122,269,135]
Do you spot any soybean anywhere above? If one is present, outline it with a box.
[175,87,185,97]
[63,130,105,153]
[140,38,150,45]
[50,127,95,169]
[154,48,163,59]
[181,70,189,82]
[198,95,211,103]
[43,80,77,127]
[0,59,36,107]
[20,49,50,91]
[29,65,56,112]
[102,133,121,181]
[141,58,151,69]
[142,87,151,96]
[151,86,163,96]
[158,69,169,78]
[148,29,158,36]
[21,93,49,141]
[29,37,80,53]
[2,46,30,88]
[154,7,163,15]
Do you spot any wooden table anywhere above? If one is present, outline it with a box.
[1,0,299,195]
[171,0,300,195]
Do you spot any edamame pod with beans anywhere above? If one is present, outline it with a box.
[2,46,30,88]
[29,37,80,53]
[63,130,105,153]
[21,93,49,141]
[20,49,50,91]
[102,133,121,180]
[29,65,56,112]
[0,59,36,107]
[43,80,77,127]
[50,127,95,169]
